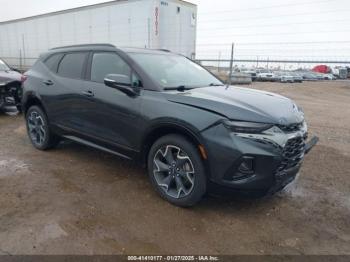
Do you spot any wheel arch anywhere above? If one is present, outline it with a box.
[141,121,209,169]
[23,94,46,116]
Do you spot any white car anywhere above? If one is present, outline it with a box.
[256,70,278,82]
[280,75,295,83]
[275,71,297,83]
[323,73,336,80]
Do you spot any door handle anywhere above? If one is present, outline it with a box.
[82,90,94,97]
[43,80,54,86]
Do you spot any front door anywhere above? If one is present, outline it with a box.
[81,52,142,154]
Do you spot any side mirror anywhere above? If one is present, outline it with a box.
[104,74,139,97]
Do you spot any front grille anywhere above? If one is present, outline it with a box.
[277,136,305,172]
[278,122,303,133]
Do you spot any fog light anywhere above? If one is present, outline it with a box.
[238,156,254,175]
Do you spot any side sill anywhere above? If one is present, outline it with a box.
[63,135,132,160]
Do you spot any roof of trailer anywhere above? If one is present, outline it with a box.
[0,0,196,25]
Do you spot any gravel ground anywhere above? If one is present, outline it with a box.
[0,80,349,255]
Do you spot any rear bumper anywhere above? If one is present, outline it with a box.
[202,124,318,195]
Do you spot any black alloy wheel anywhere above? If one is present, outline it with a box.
[148,135,206,207]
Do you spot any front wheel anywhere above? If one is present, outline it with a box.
[147,134,207,207]
[26,105,60,150]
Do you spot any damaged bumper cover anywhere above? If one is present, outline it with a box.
[201,121,319,195]
[0,80,22,109]
[269,135,319,194]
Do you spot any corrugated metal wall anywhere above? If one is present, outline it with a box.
[0,0,197,69]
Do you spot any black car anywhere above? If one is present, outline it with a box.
[0,58,23,112]
[22,44,318,207]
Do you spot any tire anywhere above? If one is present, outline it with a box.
[147,134,207,207]
[25,105,60,150]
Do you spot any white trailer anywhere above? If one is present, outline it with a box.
[0,0,197,69]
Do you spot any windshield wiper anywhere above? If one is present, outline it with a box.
[209,83,225,86]
[163,85,193,91]
[164,83,224,91]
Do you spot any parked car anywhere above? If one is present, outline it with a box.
[22,44,318,207]
[322,73,336,80]
[314,73,325,81]
[302,72,319,81]
[230,72,252,84]
[280,75,294,83]
[0,58,23,112]
[275,71,294,83]
[290,72,303,83]
[240,69,257,81]
[256,69,278,82]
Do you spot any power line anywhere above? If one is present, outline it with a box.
[198,8,350,23]
[197,18,350,31]
[197,29,350,38]
[164,41,350,47]
[231,41,350,46]
[197,54,350,58]
[199,0,336,14]
[197,51,350,56]
[195,58,350,64]
[199,48,350,52]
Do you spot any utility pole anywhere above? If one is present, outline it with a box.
[22,34,26,70]
[228,43,234,85]
[218,51,221,72]
[19,50,22,71]
[256,56,259,68]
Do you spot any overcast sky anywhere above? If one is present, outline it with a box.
[0,0,349,61]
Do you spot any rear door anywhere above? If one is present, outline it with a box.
[42,52,89,132]
[80,51,142,153]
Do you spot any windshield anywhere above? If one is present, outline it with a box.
[128,53,223,89]
[0,59,10,71]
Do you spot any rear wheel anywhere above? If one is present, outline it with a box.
[147,134,206,207]
[26,105,60,150]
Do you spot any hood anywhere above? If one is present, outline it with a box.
[164,86,304,125]
[0,70,22,83]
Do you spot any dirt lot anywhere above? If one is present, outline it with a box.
[0,80,349,255]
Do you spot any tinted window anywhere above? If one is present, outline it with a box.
[57,53,87,79]
[91,53,131,83]
[44,54,63,72]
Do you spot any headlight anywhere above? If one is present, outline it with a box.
[223,120,273,134]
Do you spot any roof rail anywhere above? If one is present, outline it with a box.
[50,43,116,50]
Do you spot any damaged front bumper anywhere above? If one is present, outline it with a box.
[202,121,319,195]
[0,81,22,110]
[269,135,319,194]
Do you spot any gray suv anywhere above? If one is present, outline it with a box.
[22,44,318,206]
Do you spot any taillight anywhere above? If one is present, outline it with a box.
[21,75,28,83]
